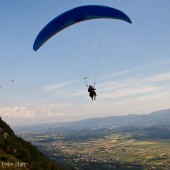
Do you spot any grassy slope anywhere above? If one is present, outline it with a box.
[0,117,63,170]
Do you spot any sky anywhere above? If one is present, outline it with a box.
[0,0,170,126]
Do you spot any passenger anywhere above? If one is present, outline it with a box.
[88,85,96,101]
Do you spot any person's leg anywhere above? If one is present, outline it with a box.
[90,92,93,101]
[93,91,96,100]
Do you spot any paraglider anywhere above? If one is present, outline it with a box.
[88,85,97,101]
[33,5,132,51]
[33,5,132,101]
[0,80,14,90]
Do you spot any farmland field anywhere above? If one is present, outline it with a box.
[18,126,170,170]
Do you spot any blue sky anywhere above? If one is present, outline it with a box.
[0,1,170,125]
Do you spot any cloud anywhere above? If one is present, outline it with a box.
[36,103,72,118]
[47,111,65,117]
[100,58,170,80]
[22,58,169,123]
[42,59,170,100]
[40,103,72,109]
[40,71,170,104]
[38,103,71,112]
[99,85,161,100]
[42,81,75,92]
[41,80,88,99]
[0,106,36,118]
[140,72,170,84]
[94,56,170,101]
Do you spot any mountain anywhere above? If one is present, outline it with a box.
[14,109,170,133]
[0,117,63,170]
[65,109,170,129]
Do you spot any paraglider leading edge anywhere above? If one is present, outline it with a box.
[33,5,132,51]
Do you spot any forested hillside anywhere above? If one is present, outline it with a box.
[0,117,63,170]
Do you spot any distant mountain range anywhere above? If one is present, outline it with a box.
[14,109,170,133]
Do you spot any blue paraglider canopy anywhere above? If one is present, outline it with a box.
[33,5,132,51]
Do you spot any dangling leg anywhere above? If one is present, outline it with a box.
[93,91,96,100]
[89,92,93,101]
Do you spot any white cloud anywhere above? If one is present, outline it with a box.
[99,85,161,100]
[97,71,170,101]
[35,103,72,119]
[42,81,75,92]
[100,58,170,80]
[4,59,168,125]
[0,106,36,118]
[40,103,72,109]
[140,72,170,84]
[47,111,65,117]
[42,59,170,101]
